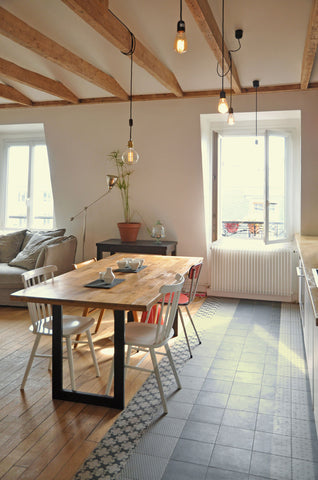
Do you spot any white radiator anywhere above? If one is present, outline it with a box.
[209,242,298,302]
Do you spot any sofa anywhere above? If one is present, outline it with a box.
[0,228,77,306]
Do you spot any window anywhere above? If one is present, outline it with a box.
[219,131,291,243]
[3,140,54,230]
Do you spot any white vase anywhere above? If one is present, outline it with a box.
[103,267,115,284]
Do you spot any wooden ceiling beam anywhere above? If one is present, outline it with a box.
[0,57,78,103]
[0,7,128,100]
[0,84,32,105]
[1,81,317,109]
[61,0,183,98]
[301,0,318,89]
[185,0,241,94]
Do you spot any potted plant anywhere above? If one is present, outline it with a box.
[108,149,141,242]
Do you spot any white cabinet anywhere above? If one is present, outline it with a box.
[296,261,305,324]
[314,327,318,425]
[304,282,315,401]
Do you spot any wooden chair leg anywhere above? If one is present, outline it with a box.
[21,333,41,390]
[178,307,193,358]
[73,307,90,349]
[150,347,168,414]
[185,306,201,344]
[73,334,81,349]
[66,336,76,391]
[94,309,105,334]
[132,311,139,322]
[105,358,114,395]
[86,329,100,377]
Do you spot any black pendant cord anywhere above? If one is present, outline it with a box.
[128,49,134,142]
[216,0,242,80]
[221,0,224,90]
[255,86,258,138]
[229,52,232,107]
[109,9,136,143]
[253,80,260,143]
[180,0,183,21]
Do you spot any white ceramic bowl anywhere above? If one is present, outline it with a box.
[117,260,128,269]
[128,259,140,271]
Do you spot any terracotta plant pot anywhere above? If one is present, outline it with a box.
[117,222,141,242]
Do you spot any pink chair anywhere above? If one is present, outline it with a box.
[165,263,203,358]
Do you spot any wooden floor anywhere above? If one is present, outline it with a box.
[0,297,205,480]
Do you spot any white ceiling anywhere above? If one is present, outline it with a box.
[0,0,315,105]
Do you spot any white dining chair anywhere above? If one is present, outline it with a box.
[105,273,185,413]
[21,264,100,390]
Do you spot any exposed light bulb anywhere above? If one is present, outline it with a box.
[227,107,235,125]
[174,20,187,54]
[122,140,139,165]
[218,91,229,114]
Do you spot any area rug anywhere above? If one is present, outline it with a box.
[74,297,221,480]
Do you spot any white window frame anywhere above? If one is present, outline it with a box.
[216,125,298,245]
[264,130,291,244]
[0,133,54,231]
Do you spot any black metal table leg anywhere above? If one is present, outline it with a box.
[52,305,125,408]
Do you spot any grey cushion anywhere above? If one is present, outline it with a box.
[0,263,26,287]
[0,230,27,262]
[21,228,66,250]
[9,233,65,270]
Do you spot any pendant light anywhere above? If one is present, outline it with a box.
[107,10,139,164]
[226,30,242,125]
[122,31,139,164]
[253,80,260,145]
[217,0,228,113]
[174,0,188,54]
[227,53,234,125]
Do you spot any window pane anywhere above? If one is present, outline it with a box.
[6,145,29,229]
[267,135,286,241]
[32,145,54,229]
[219,136,264,239]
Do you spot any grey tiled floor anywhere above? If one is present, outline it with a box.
[120,299,318,480]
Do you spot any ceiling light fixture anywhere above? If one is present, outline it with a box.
[109,9,139,165]
[253,79,260,144]
[174,0,187,54]
[122,32,139,164]
[226,30,242,125]
[216,0,243,115]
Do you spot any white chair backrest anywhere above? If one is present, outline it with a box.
[144,273,184,345]
[22,265,57,333]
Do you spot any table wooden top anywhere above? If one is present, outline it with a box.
[11,254,203,312]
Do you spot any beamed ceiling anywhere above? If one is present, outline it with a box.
[0,0,317,109]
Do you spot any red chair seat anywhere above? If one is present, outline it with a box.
[163,292,190,306]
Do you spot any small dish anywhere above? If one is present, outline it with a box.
[117,259,128,269]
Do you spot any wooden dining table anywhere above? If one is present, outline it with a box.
[11,253,203,409]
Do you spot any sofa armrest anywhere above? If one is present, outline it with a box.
[39,236,77,275]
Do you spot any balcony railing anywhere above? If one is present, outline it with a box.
[222,221,284,239]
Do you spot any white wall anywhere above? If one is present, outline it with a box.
[0,88,318,289]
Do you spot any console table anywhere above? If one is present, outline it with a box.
[96,238,177,260]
